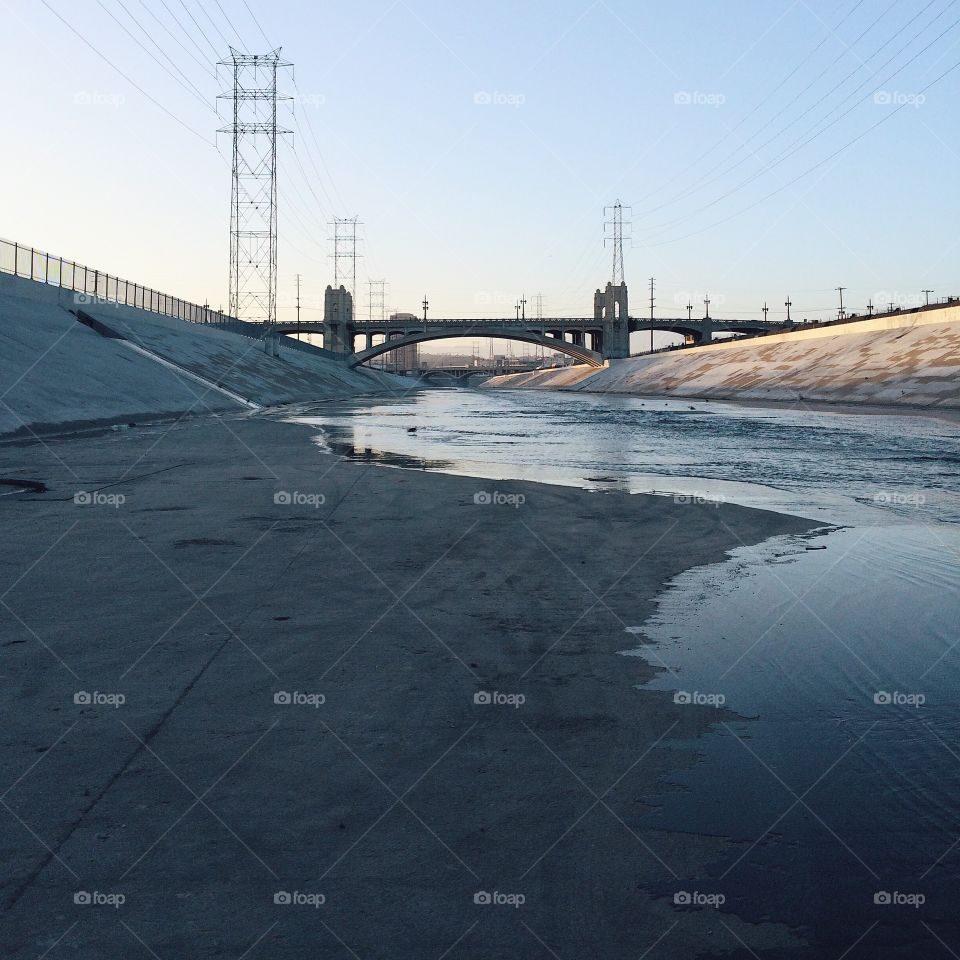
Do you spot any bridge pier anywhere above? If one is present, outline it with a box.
[323,285,355,356]
[595,282,629,359]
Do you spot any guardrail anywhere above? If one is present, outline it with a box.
[0,237,232,325]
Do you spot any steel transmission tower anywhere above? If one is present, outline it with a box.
[604,200,632,286]
[367,279,386,321]
[330,217,362,305]
[218,48,292,325]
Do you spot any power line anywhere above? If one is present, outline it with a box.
[632,0,870,207]
[639,0,942,221]
[135,0,217,78]
[39,0,215,144]
[643,10,960,237]
[177,0,220,59]
[651,54,960,246]
[98,0,211,110]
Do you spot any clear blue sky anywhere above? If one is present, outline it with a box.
[2,0,959,347]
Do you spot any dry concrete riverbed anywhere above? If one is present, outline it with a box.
[0,412,826,959]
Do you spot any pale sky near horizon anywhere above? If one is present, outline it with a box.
[2,0,959,352]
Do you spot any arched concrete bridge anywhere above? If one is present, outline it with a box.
[267,282,792,367]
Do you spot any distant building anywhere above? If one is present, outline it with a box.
[385,313,419,372]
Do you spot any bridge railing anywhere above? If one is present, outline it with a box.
[0,237,231,326]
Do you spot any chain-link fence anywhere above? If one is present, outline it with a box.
[0,238,233,325]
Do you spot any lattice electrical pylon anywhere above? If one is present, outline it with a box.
[217,48,292,325]
[368,279,386,321]
[604,200,632,287]
[330,217,362,307]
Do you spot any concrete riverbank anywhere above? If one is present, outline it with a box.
[0,273,408,438]
[0,413,819,958]
[484,305,960,410]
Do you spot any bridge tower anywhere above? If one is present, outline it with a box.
[595,282,629,359]
[323,284,355,355]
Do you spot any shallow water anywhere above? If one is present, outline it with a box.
[284,388,960,956]
[284,389,960,526]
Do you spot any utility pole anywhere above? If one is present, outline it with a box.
[649,276,655,353]
[785,296,792,323]
[217,48,292,325]
[422,296,429,323]
[515,301,521,321]
[923,289,934,306]
[867,299,874,316]
[762,302,769,322]
[686,301,693,322]
[836,286,847,320]
[295,273,301,341]
[521,294,527,321]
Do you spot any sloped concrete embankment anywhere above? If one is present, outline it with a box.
[0,273,407,437]
[483,307,960,409]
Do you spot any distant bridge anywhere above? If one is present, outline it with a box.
[269,315,788,368]
[267,282,793,367]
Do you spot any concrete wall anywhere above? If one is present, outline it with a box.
[482,305,960,409]
[0,273,408,436]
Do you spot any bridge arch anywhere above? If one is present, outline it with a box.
[347,329,604,369]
